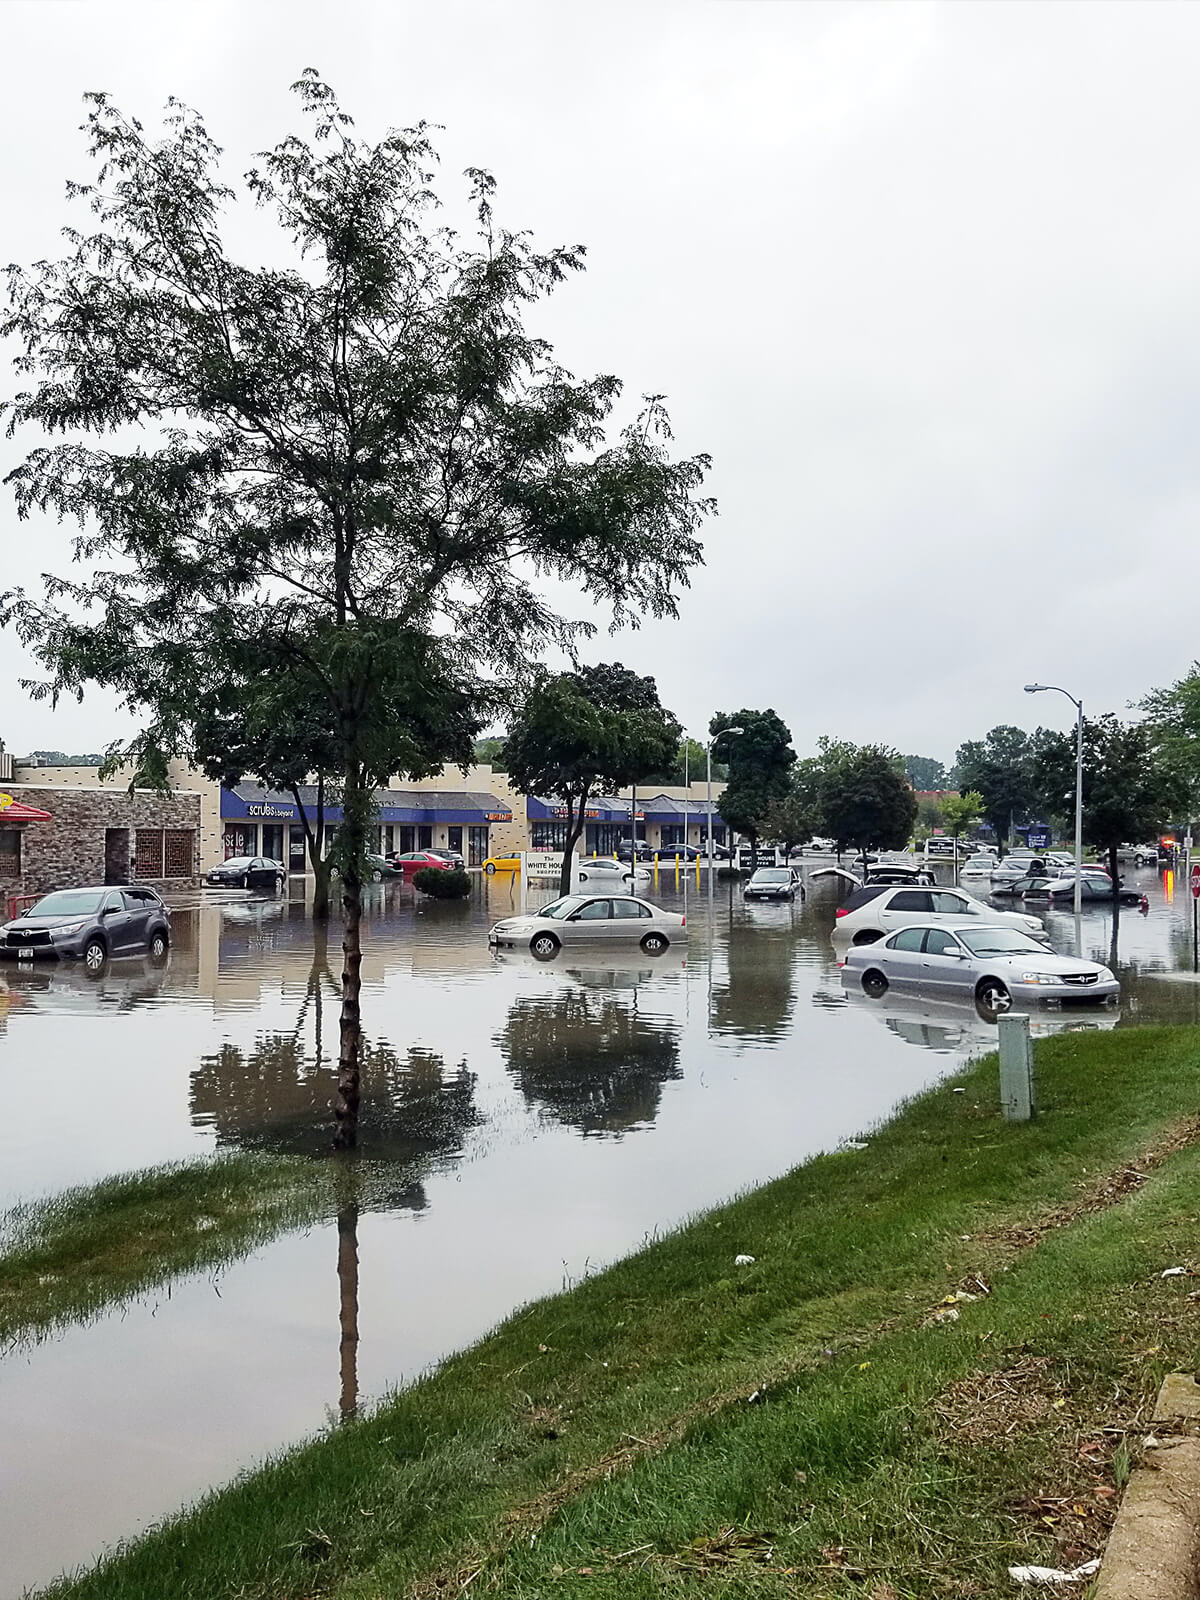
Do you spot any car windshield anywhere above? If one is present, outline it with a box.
[538,896,587,920]
[30,889,107,917]
[220,857,254,869]
[958,928,1046,956]
[753,869,791,882]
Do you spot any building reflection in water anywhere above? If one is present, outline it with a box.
[495,969,681,1137]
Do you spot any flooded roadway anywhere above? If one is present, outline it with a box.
[1,861,1196,1596]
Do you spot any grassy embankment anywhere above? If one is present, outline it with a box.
[35,1024,1200,1599]
[0,1153,330,1348]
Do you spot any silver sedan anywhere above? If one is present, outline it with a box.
[840,921,1119,1012]
[488,893,686,960]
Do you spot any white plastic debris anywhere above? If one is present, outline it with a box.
[1008,1558,1101,1586]
[953,1087,966,1094]
[734,1254,755,1266]
[1161,1266,1188,1278]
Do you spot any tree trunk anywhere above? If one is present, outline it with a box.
[337,1201,359,1421]
[293,776,331,920]
[558,791,587,897]
[334,764,367,1150]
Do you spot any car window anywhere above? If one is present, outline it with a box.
[889,927,926,951]
[610,899,643,919]
[924,929,961,955]
[571,899,611,921]
[103,891,124,914]
[538,896,585,920]
[958,928,1045,955]
[122,889,155,909]
[932,892,970,913]
[30,889,107,917]
[888,891,933,912]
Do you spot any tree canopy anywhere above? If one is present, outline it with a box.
[1,76,713,1141]
[1031,713,1182,887]
[711,709,794,849]
[818,743,917,854]
[954,726,1035,850]
[903,754,948,790]
[504,664,681,894]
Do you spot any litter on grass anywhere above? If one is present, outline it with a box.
[734,1254,755,1266]
[1008,1558,1101,1586]
[1161,1266,1188,1278]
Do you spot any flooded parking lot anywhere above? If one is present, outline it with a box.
[1,860,1197,1596]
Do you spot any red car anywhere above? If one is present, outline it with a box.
[390,850,455,879]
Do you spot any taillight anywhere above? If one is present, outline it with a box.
[681,913,685,925]
[836,907,849,917]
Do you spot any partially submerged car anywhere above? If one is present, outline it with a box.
[826,879,1050,945]
[744,866,801,901]
[841,921,1118,1012]
[0,885,171,972]
[488,893,686,960]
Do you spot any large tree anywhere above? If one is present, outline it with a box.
[1140,663,1200,814]
[1031,714,1183,899]
[0,77,712,1145]
[954,726,1035,852]
[903,754,948,790]
[819,744,917,856]
[504,663,682,895]
[711,708,794,860]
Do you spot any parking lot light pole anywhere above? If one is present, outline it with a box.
[707,726,744,867]
[1025,682,1083,952]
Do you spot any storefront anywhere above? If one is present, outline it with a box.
[221,785,513,870]
[0,784,200,899]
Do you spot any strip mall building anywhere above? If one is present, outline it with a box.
[0,753,727,891]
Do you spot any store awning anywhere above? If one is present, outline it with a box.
[0,794,52,822]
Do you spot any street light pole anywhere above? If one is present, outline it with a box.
[706,726,744,867]
[1025,683,1084,954]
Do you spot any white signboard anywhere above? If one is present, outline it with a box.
[519,850,580,910]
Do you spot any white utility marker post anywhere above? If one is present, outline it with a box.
[997,1013,1035,1121]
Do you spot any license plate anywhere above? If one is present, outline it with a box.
[17,948,33,959]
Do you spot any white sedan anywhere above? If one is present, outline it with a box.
[830,880,1050,944]
[488,894,686,960]
[576,857,650,888]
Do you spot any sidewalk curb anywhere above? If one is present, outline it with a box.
[1093,1374,1200,1600]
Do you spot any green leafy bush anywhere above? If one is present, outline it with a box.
[412,867,471,899]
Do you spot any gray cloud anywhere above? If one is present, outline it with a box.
[3,0,1197,762]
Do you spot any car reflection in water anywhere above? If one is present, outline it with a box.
[840,982,1120,1055]
[493,956,683,1137]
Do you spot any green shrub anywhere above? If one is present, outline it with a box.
[412,866,471,899]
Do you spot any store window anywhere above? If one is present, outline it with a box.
[586,823,624,856]
[418,825,433,849]
[532,820,569,849]
[261,823,284,863]
[661,825,686,848]
[447,826,463,855]
[0,828,20,878]
[224,824,254,859]
[397,826,415,854]
[289,828,308,872]
[468,827,489,866]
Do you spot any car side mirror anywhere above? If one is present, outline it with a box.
[101,906,120,917]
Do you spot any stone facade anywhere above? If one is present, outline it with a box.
[0,784,201,899]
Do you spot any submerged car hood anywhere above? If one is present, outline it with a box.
[986,951,1110,975]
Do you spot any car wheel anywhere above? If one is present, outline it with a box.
[485,862,496,875]
[641,932,668,955]
[83,937,107,974]
[861,969,888,998]
[976,978,1012,1015]
[148,929,169,961]
[530,932,560,961]
[851,929,882,946]
[1135,855,1147,868]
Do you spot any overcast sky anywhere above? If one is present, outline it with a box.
[3,0,1199,766]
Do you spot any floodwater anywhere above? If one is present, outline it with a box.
[1,861,1196,1597]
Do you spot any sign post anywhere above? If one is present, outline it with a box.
[1191,864,1200,973]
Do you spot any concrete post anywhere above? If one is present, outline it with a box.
[998,1013,1035,1121]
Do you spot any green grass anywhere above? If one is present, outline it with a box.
[34,1024,1200,1599]
[0,1153,329,1348]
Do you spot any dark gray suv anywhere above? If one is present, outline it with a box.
[0,885,171,972]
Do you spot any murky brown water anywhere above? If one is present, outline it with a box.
[0,862,1193,1596]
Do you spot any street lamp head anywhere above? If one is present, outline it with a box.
[717,725,744,740]
[1024,684,1044,694]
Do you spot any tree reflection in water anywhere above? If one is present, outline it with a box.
[496,973,681,1136]
[709,905,796,1040]
[189,932,481,1423]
